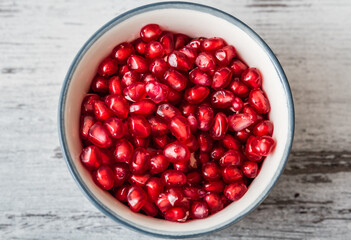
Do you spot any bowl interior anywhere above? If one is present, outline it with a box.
[60,4,292,237]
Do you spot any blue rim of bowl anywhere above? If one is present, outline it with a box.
[58,1,295,238]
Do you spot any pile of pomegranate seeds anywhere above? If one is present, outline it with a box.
[79,24,276,222]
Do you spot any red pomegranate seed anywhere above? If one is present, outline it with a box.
[80,115,95,139]
[157,188,183,211]
[224,182,247,201]
[168,50,192,71]
[104,117,126,139]
[159,32,174,54]
[112,42,134,63]
[183,186,205,200]
[164,207,188,222]
[186,38,203,50]
[215,45,236,65]
[145,80,169,104]
[119,64,129,76]
[80,145,102,170]
[195,52,216,72]
[228,113,255,132]
[130,147,150,174]
[242,161,258,178]
[180,102,197,117]
[196,103,214,131]
[210,112,228,140]
[242,104,263,125]
[129,99,156,115]
[163,68,188,91]
[95,165,115,190]
[222,166,243,183]
[140,24,162,42]
[132,38,147,55]
[147,116,168,136]
[169,115,191,142]
[91,76,109,93]
[145,177,164,202]
[128,115,151,138]
[222,134,241,150]
[142,73,158,84]
[82,94,99,114]
[105,94,129,119]
[230,77,249,98]
[189,67,212,86]
[149,58,168,78]
[150,154,169,174]
[201,37,226,52]
[181,135,200,153]
[163,141,190,163]
[173,161,189,173]
[114,139,134,163]
[187,114,198,134]
[132,137,150,148]
[204,181,225,193]
[186,171,202,185]
[127,185,147,212]
[142,201,159,216]
[249,89,271,114]
[230,59,248,77]
[179,46,197,63]
[128,173,151,187]
[191,201,209,219]
[115,185,129,202]
[174,33,190,49]
[204,193,224,213]
[198,132,213,153]
[93,100,114,121]
[251,136,276,156]
[88,122,112,148]
[167,88,182,105]
[219,150,243,167]
[211,67,233,90]
[121,70,140,87]
[127,54,149,73]
[184,85,210,104]
[156,103,181,122]
[210,145,226,160]
[113,163,130,187]
[232,97,244,112]
[211,90,235,109]
[123,82,147,102]
[97,57,118,77]
[108,76,122,95]
[162,170,187,187]
[202,162,221,181]
[245,136,263,162]
[241,68,262,89]
[153,135,170,149]
[253,120,274,136]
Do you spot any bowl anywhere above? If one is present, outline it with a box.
[58,1,294,238]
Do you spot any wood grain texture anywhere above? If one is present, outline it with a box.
[1,0,350,239]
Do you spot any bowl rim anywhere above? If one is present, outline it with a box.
[58,1,295,238]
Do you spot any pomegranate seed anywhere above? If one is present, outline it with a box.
[142,73,158,84]
[142,201,159,216]
[115,185,129,202]
[163,69,188,91]
[157,188,183,212]
[121,70,140,87]
[82,94,99,114]
[95,165,115,190]
[179,46,197,63]
[105,94,129,119]
[195,52,216,72]
[112,42,134,63]
[93,100,114,121]
[242,104,263,126]
[222,134,241,150]
[249,89,271,114]
[167,88,182,105]
[189,67,212,86]
[184,85,210,104]
[163,141,190,163]
[198,132,213,153]
[187,114,198,134]
[204,193,224,213]
[164,207,188,222]
[127,54,149,73]
[114,139,134,163]
[119,64,129,76]
[91,76,109,93]
[133,38,147,55]
[211,90,235,109]
[150,154,169,174]
[144,41,164,59]
[145,80,169,104]
[128,115,151,138]
[230,77,249,97]
[159,32,174,54]
[130,148,150,174]
[88,122,112,148]
[251,136,276,156]
[156,103,181,122]
[201,37,226,52]
[127,185,147,212]
[153,135,170,149]
[173,161,189,173]
[104,117,126,139]
[224,182,247,201]
[168,51,192,71]
[181,134,199,153]
[108,76,122,95]
[140,24,162,42]
[169,115,191,142]
[211,67,233,90]
[186,38,203,50]
[253,120,274,136]
[180,102,197,117]
[210,112,228,140]
[222,166,243,183]
[241,68,262,89]
[129,173,151,187]
[132,137,150,148]
[202,162,221,181]
[230,59,248,77]
[183,186,205,200]
[245,136,263,162]
[97,57,118,77]
[80,145,102,170]
[204,181,225,193]
[242,161,258,178]
[215,45,236,65]
[232,97,244,112]
[228,113,255,132]
[123,82,147,102]
[219,150,243,167]
[146,177,164,202]
[174,33,190,49]
[147,116,168,136]
[191,201,209,219]
[113,163,130,187]
[210,145,226,160]
[149,58,168,78]
[80,115,95,139]
[186,171,202,185]
[196,103,214,131]
[130,99,156,115]
[162,170,187,187]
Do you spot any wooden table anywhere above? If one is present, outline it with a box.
[1,0,350,239]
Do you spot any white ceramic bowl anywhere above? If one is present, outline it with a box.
[58,2,294,238]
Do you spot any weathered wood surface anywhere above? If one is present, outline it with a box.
[1,0,350,239]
